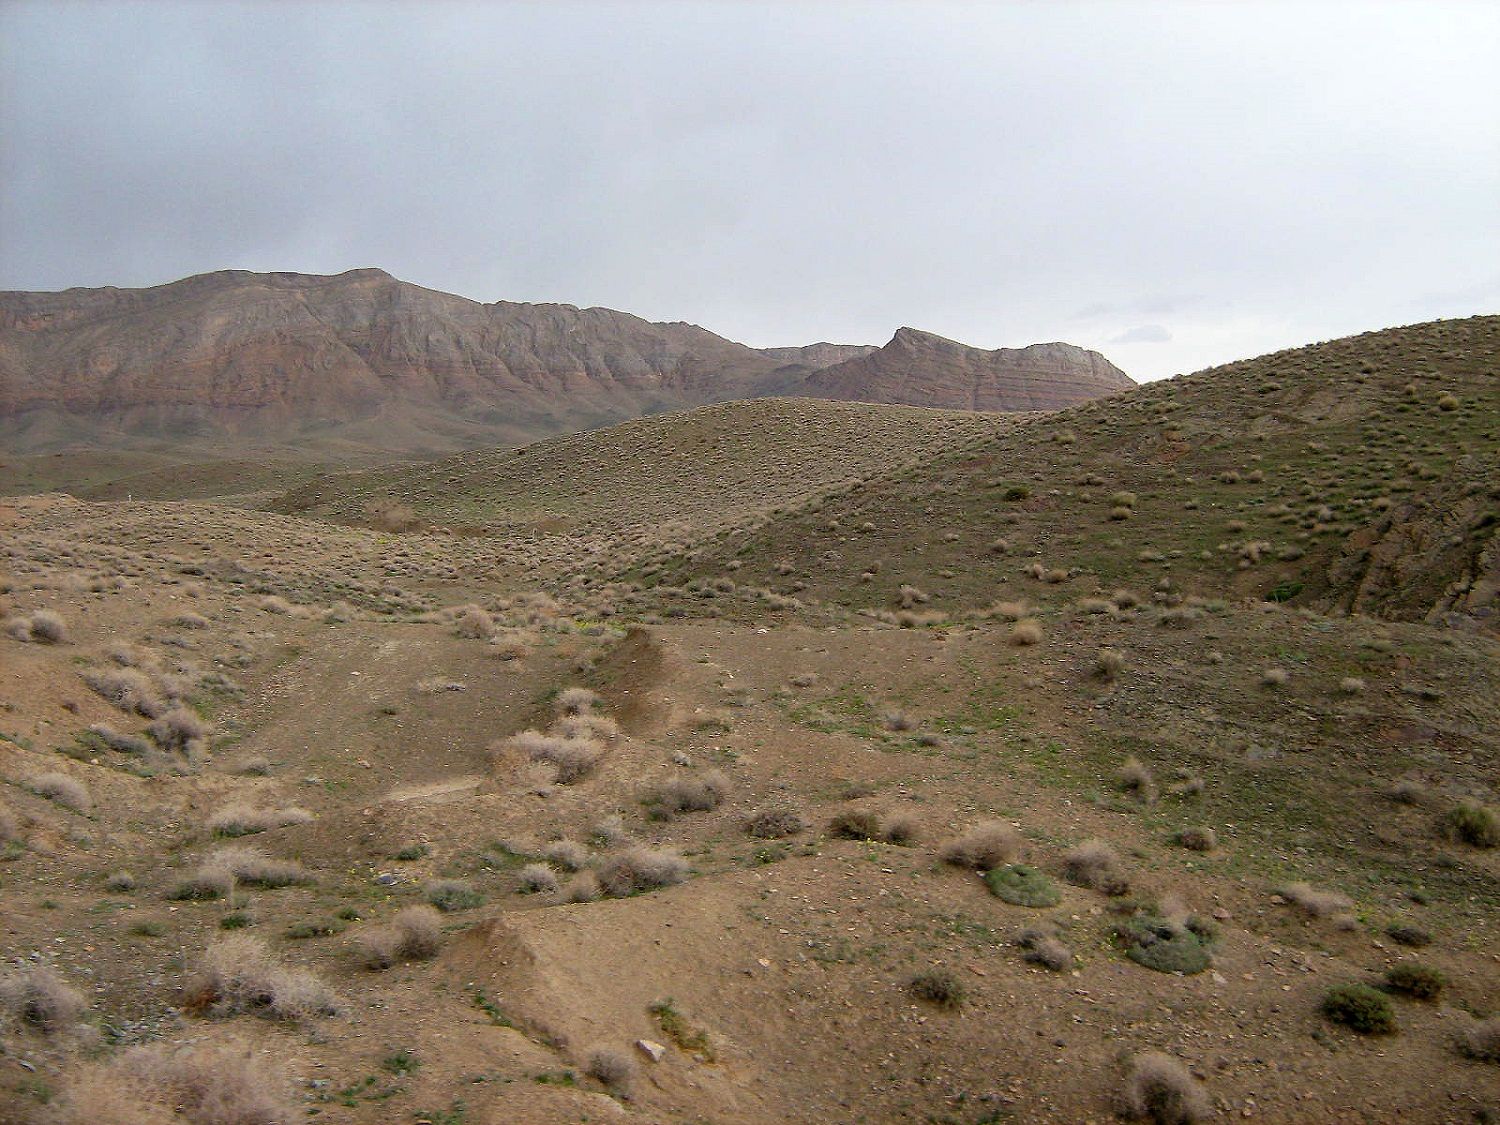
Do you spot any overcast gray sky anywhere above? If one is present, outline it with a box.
[2,1,1497,380]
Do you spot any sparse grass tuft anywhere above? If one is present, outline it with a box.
[1278,880,1353,918]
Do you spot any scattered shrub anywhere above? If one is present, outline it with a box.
[881,812,920,846]
[1386,923,1432,948]
[0,801,19,843]
[1338,676,1366,695]
[1010,618,1043,646]
[1439,801,1499,848]
[1174,826,1217,852]
[358,905,443,970]
[908,969,965,1010]
[744,803,808,839]
[28,772,91,813]
[167,865,236,902]
[595,847,689,897]
[1062,840,1130,895]
[939,820,1020,871]
[555,686,601,716]
[645,770,729,819]
[1278,881,1353,918]
[426,879,485,912]
[53,1038,297,1125]
[828,808,883,841]
[1322,982,1396,1034]
[565,871,602,902]
[147,706,210,756]
[1117,914,1213,975]
[1120,1051,1209,1124]
[1260,667,1289,687]
[0,965,85,1033]
[209,845,308,888]
[1459,1017,1500,1062]
[586,1047,637,1092]
[28,609,68,643]
[1116,756,1157,802]
[1384,964,1445,1000]
[517,863,560,894]
[186,934,338,1020]
[208,804,313,837]
[543,839,589,870]
[1016,927,1073,971]
[104,870,136,892]
[1096,649,1126,680]
[508,730,604,784]
[986,864,1061,907]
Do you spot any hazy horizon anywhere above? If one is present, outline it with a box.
[3,1,1497,381]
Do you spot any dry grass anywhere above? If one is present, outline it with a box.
[517,862,560,893]
[1016,927,1073,971]
[1174,826,1217,852]
[1116,756,1157,803]
[1061,839,1131,895]
[645,770,729,819]
[543,839,589,870]
[28,608,68,643]
[359,904,444,969]
[0,801,19,843]
[586,1046,637,1092]
[53,1038,296,1125]
[1120,1051,1209,1123]
[208,844,308,888]
[938,820,1020,871]
[1009,618,1043,646]
[186,934,338,1020]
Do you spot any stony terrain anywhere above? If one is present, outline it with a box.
[0,315,1497,1125]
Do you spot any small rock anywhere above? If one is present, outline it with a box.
[636,1039,667,1062]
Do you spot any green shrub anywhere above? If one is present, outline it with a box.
[1439,801,1499,848]
[985,864,1061,907]
[1117,915,1212,975]
[1322,983,1396,1034]
[1384,964,1445,1000]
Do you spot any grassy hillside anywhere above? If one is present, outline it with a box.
[628,315,1499,626]
[275,398,1019,538]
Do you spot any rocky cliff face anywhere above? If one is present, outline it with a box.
[0,271,1132,453]
[782,327,1135,412]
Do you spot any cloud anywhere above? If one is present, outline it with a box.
[1,0,1497,381]
[1109,325,1173,344]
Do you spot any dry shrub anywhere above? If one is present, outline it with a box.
[0,964,86,1034]
[744,803,808,839]
[82,665,165,717]
[507,730,603,784]
[29,771,91,813]
[2,615,33,642]
[0,801,20,843]
[909,969,965,1010]
[1096,648,1126,680]
[359,905,443,970]
[543,839,588,870]
[555,686,601,716]
[168,864,236,902]
[828,808,884,841]
[554,713,620,744]
[1120,1051,1209,1123]
[1459,1017,1500,1062]
[1010,618,1043,646]
[1174,826,1217,852]
[208,805,314,837]
[645,770,729,819]
[1439,800,1499,848]
[595,846,689,897]
[453,605,495,638]
[148,706,210,756]
[1278,881,1353,918]
[881,812,920,846]
[1062,839,1130,895]
[1260,667,1289,687]
[28,609,68,643]
[208,845,309,888]
[517,862,560,894]
[1116,756,1157,803]
[565,871,602,903]
[1016,927,1073,971]
[586,1046,637,1092]
[939,820,1020,871]
[1338,676,1366,695]
[186,934,338,1019]
[53,1038,296,1125]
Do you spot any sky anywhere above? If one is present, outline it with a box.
[2,1,1497,381]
